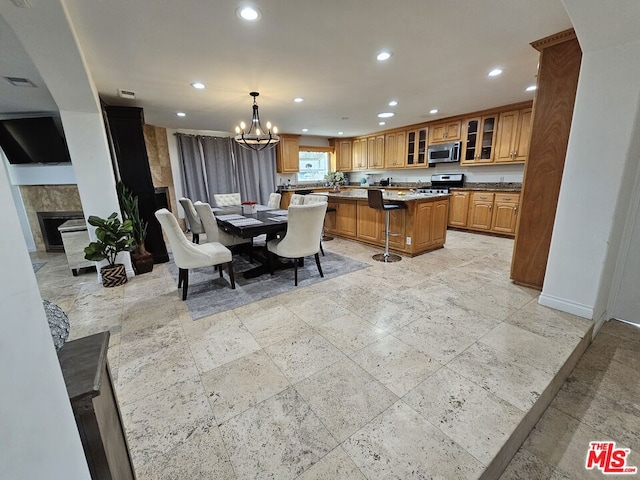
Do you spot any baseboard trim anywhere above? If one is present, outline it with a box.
[538,293,593,319]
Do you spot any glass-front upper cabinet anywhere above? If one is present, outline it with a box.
[406,127,428,167]
[460,116,496,165]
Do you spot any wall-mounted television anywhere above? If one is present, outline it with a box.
[0,116,72,164]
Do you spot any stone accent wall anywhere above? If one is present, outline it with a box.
[144,124,179,215]
[20,185,83,251]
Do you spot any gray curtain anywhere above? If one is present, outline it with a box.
[177,133,277,206]
[200,136,237,200]
[176,134,208,202]
[233,143,277,205]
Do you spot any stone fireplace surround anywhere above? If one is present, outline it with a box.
[20,185,84,253]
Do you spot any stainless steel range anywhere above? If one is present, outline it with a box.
[417,173,464,194]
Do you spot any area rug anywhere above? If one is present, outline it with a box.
[32,262,47,273]
[166,251,369,320]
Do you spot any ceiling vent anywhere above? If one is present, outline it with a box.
[4,77,37,87]
[118,89,136,100]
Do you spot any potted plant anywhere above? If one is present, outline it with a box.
[325,171,346,191]
[117,182,154,274]
[84,212,136,287]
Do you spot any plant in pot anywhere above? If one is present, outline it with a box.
[84,212,135,287]
[117,182,154,274]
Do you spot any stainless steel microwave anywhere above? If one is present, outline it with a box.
[428,141,461,164]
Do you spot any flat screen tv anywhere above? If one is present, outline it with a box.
[0,116,72,164]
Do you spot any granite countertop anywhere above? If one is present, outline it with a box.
[323,189,449,202]
[280,183,521,193]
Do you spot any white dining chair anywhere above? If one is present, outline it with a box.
[288,193,306,206]
[178,197,205,244]
[267,192,281,209]
[155,208,235,300]
[193,202,251,247]
[303,194,328,255]
[213,193,242,207]
[267,202,328,286]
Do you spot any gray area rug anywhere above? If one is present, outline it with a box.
[32,262,47,273]
[166,251,369,320]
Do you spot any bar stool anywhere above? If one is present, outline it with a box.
[367,189,406,262]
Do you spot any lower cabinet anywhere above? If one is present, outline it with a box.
[330,200,357,237]
[448,191,470,227]
[413,201,448,250]
[327,197,447,255]
[491,193,519,234]
[468,192,495,231]
[449,190,520,236]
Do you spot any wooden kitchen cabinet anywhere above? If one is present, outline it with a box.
[336,139,353,172]
[276,134,301,173]
[429,120,461,144]
[357,201,405,248]
[492,193,520,234]
[384,131,406,168]
[406,127,428,167]
[352,138,368,170]
[495,108,532,163]
[460,115,497,165]
[467,192,495,231]
[367,135,385,169]
[327,200,357,237]
[413,200,448,250]
[448,191,470,227]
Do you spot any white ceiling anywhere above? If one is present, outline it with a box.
[1,0,573,137]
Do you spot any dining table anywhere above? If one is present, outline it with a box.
[213,204,291,278]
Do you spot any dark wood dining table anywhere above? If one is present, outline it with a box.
[214,205,289,278]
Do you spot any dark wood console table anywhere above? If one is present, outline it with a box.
[57,332,136,480]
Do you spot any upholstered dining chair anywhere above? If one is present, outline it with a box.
[213,193,242,207]
[288,193,306,206]
[178,197,205,244]
[155,208,235,300]
[193,202,251,248]
[267,192,281,209]
[267,202,328,286]
[303,194,329,255]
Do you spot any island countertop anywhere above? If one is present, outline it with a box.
[322,188,449,202]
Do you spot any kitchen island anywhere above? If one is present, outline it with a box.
[322,189,449,256]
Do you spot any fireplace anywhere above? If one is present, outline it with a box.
[37,211,84,252]
[155,186,170,211]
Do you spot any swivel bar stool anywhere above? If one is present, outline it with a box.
[367,189,406,262]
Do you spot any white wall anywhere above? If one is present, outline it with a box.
[0,157,91,480]
[7,162,76,185]
[541,3,640,329]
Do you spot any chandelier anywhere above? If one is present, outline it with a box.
[234,92,280,151]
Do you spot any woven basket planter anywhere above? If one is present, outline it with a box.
[101,264,127,287]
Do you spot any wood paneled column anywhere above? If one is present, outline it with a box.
[510,30,582,289]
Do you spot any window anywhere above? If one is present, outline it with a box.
[297,149,330,183]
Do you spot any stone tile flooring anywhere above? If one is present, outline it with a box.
[32,230,639,479]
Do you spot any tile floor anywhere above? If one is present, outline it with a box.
[32,230,640,479]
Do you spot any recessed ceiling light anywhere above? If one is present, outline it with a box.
[176,112,186,117]
[388,100,398,106]
[191,82,205,89]
[376,51,392,61]
[338,131,344,135]
[488,68,503,77]
[430,109,438,114]
[302,128,308,132]
[379,121,386,126]
[377,112,394,118]
[294,97,304,103]
[237,6,260,21]
[525,85,537,92]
